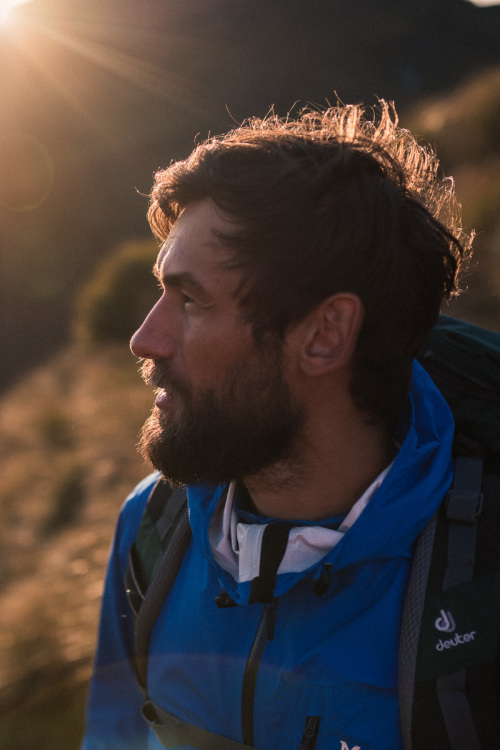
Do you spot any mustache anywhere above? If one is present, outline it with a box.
[140,359,187,395]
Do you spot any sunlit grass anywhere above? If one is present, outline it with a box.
[0,340,154,749]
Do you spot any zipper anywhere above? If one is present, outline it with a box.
[241,599,279,746]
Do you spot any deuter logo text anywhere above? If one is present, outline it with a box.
[433,609,477,651]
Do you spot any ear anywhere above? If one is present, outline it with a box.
[298,293,364,377]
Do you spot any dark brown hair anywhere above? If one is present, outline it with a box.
[148,102,471,429]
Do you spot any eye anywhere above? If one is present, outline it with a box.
[181,291,195,306]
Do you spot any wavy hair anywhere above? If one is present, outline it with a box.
[148,101,472,429]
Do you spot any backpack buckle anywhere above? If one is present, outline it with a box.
[445,456,484,524]
[445,488,483,524]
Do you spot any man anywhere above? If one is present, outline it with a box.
[82,102,470,750]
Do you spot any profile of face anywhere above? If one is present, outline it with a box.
[130,199,304,485]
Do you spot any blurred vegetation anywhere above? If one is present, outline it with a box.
[0,344,153,749]
[74,238,159,345]
[408,68,500,170]
[406,66,500,330]
[43,461,86,535]
[0,61,500,750]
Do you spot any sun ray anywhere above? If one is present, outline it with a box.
[40,23,207,116]
[0,0,34,28]
[2,7,219,137]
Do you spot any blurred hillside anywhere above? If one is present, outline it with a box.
[0,343,153,749]
[1,0,500,390]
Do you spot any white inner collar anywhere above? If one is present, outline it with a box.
[208,463,393,583]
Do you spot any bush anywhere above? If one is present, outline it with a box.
[74,238,159,344]
[43,462,86,535]
[407,67,500,169]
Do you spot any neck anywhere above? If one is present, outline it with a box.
[243,408,395,522]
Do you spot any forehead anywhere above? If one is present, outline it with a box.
[156,199,236,276]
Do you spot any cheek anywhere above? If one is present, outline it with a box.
[181,331,224,383]
[186,327,254,383]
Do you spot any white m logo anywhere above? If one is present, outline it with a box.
[340,741,361,750]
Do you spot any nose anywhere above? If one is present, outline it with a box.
[130,298,175,360]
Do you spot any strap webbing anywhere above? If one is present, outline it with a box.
[134,506,192,691]
[398,513,438,750]
[142,700,257,750]
[437,670,481,750]
[443,457,483,591]
[154,484,189,545]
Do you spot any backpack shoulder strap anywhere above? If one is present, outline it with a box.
[125,479,191,692]
[398,509,438,750]
[399,457,500,750]
[434,457,483,750]
[126,479,188,616]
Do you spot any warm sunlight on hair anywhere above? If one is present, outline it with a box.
[0,0,33,29]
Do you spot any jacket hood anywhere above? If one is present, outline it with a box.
[186,360,455,604]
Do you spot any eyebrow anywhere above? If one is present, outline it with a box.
[153,265,211,301]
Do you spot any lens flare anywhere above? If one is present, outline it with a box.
[0,0,34,29]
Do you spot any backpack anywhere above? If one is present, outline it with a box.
[126,314,500,750]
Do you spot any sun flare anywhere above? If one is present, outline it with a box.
[0,0,33,29]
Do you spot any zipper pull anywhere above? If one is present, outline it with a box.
[214,588,237,608]
[299,716,321,750]
[313,563,333,597]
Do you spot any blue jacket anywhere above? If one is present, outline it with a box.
[82,362,455,750]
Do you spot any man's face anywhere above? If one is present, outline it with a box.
[130,199,304,485]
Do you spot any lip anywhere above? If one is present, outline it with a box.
[155,389,175,411]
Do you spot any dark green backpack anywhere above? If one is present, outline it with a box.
[126,315,500,750]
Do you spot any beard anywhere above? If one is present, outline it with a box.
[138,343,305,486]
